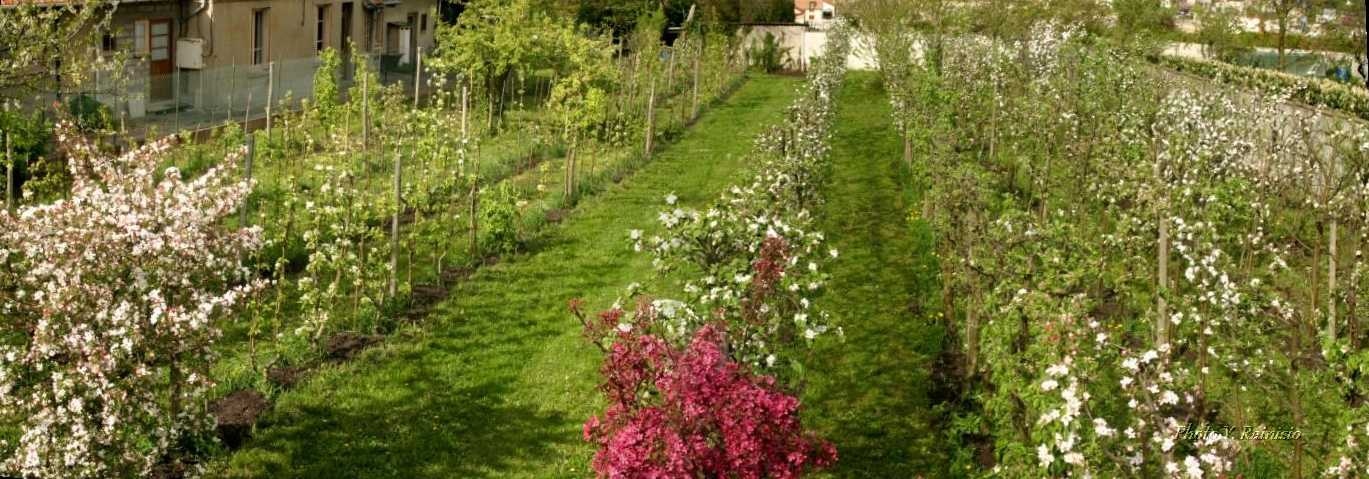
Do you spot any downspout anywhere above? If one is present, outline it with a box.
[184,0,214,57]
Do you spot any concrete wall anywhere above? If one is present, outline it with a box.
[740,25,809,71]
[739,25,876,72]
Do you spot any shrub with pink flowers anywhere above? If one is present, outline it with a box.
[574,302,836,478]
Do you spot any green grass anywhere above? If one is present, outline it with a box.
[209,74,802,478]
[803,72,949,477]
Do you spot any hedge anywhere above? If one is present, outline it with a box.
[1153,54,1369,121]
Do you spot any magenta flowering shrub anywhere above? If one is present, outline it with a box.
[0,123,263,477]
[575,303,836,478]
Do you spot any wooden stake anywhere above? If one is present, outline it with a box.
[645,76,656,158]
[1330,219,1339,340]
[266,61,275,135]
[413,47,423,110]
[5,132,13,211]
[1156,157,1169,348]
[389,152,401,299]
[362,64,370,148]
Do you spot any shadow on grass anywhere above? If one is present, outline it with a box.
[226,349,576,478]
[211,75,807,478]
[802,72,949,477]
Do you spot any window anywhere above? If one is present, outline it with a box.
[316,5,328,53]
[252,9,267,65]
[420,13,427,32]
[134,20,149,55]
[808,2,816,9]
[101,31,116,52]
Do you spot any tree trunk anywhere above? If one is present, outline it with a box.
[169,352,182,421]
[1276,15,1287,70]
[902,133,913,168]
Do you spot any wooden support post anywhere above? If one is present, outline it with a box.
[229,56,237,123]
[469,180,479,258]
[413,47,423,110]
[389,150,402,299]
[1330,219,1339,340]
[362,63,370,148]
[5,132,13,211]
[266,61,275,135]
[692,49,700,119]
[1156,160,1170,348]
[645,76,656,158]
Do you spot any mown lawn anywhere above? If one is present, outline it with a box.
[803,72,949,478]
[210,74,802,478]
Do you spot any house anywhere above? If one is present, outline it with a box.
[3,0,438,123]
[793,0,836,27]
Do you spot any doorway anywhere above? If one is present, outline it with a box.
[148,18,174,102]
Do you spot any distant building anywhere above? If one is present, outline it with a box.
[793,0,837,28]
[1,0,437,120]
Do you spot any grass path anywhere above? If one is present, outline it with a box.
[212,75,800,478]
[803,72,949,477]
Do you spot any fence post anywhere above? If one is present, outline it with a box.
[645,75,656,158]
[389,150,402,300]
[266,61,275,135]
[692,46,700,119]
[229,56,237,124]
[362,62,369,148]
[175,64,182,132]
[469,179,478,258]
[413,47,423,110]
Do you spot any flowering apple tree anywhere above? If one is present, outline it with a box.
[0,123,263,477]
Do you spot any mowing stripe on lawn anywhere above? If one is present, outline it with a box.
[211,74,802,479]
[802,72,950,477]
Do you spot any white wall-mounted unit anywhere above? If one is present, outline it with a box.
[176,38,205,70]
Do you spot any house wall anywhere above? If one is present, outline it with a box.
[167,0,437,118]
[178,0,437,67]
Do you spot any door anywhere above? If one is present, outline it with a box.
[340,2,353,79]
[148,19,174,101]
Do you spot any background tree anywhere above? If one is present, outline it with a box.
[1112,0,1174,36]
[0,0,113,96]
[1196,3,1251,62]
[1249,0,1335,67]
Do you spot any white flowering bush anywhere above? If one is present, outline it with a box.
[620,23,852,377]
[0,123,263,477]
[894,21,1369,477]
